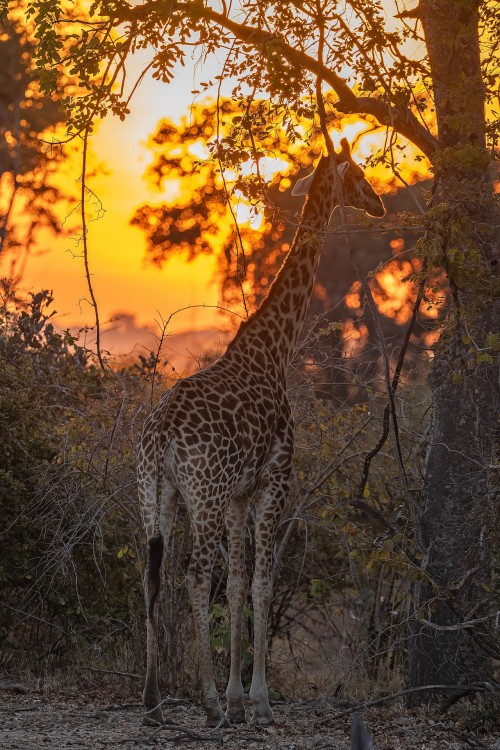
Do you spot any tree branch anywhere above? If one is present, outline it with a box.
[128,1,439,157]
[81,126,106,371]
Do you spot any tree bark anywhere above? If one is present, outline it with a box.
[407,0,499,704]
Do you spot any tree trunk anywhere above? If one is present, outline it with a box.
[407,0,499,704]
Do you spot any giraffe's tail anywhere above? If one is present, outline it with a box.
[146,533,164,620]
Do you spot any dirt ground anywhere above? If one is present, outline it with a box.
[0,678,499,750]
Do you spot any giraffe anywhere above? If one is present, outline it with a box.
[137,137,385,728]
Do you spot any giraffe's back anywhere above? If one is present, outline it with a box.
[139,350,289,507]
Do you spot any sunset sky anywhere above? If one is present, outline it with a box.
[11,49,229,360]
[4,27,433,363]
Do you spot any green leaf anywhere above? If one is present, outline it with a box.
[310,578,326,598]
[477,352,493,365]
[208,603,227,622]
[485,332,500,351]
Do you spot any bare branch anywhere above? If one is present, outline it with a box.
[80,127,106,371]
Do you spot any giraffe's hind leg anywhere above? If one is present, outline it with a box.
[225,496,248,724]
[249,410,293,725]
[186,504,228,727]
[140,470,178,725]
[248,481,289,725]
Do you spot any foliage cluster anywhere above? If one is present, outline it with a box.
[130,96,440,334]
[130,97,320,310]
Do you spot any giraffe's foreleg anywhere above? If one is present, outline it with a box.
[225,497,248,724]
[186,511,228,728]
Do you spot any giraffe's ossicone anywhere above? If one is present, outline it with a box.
[137,137,384,727]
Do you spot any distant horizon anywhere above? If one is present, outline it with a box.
[62,310,234,372]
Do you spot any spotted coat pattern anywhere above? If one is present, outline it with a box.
[137,140,385,727]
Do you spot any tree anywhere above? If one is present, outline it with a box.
[404,0,499,702]
[0,12,71,275]
[23,0,499,701]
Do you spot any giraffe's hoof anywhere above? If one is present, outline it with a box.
[226,708,247,724]
[250,710,275,726]
[205,712,231,728]
[142,709,163,726]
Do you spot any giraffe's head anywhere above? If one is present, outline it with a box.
[292,138,385,218]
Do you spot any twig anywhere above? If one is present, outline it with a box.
[103,394,126,488]
[352,248,409,495]
[82,667,142,679]
[141,716,227,745]
[103,703,144,711]
[154,723,225,743]
[417,613,497,631]
[215,40,249,318]
[315,7,336,157]
[356,257,428,500]
[144,302,245,403]
[150,312,170,406]
[0,602,68,634]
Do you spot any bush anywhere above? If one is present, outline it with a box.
[0,284,147,674]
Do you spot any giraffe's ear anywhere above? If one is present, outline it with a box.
[337,160,350,179]
[291,170,315,197]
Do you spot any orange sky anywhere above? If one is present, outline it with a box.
[8,50,227,357]
[3,27,434,361]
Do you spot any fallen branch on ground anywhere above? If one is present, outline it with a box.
[330,682,499,720]
[83,667,141,679]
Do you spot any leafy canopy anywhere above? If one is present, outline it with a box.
[20,0,444,155]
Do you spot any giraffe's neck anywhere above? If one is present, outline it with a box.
[228,163,336,372]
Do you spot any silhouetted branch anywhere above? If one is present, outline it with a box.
[81,126,106,371]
